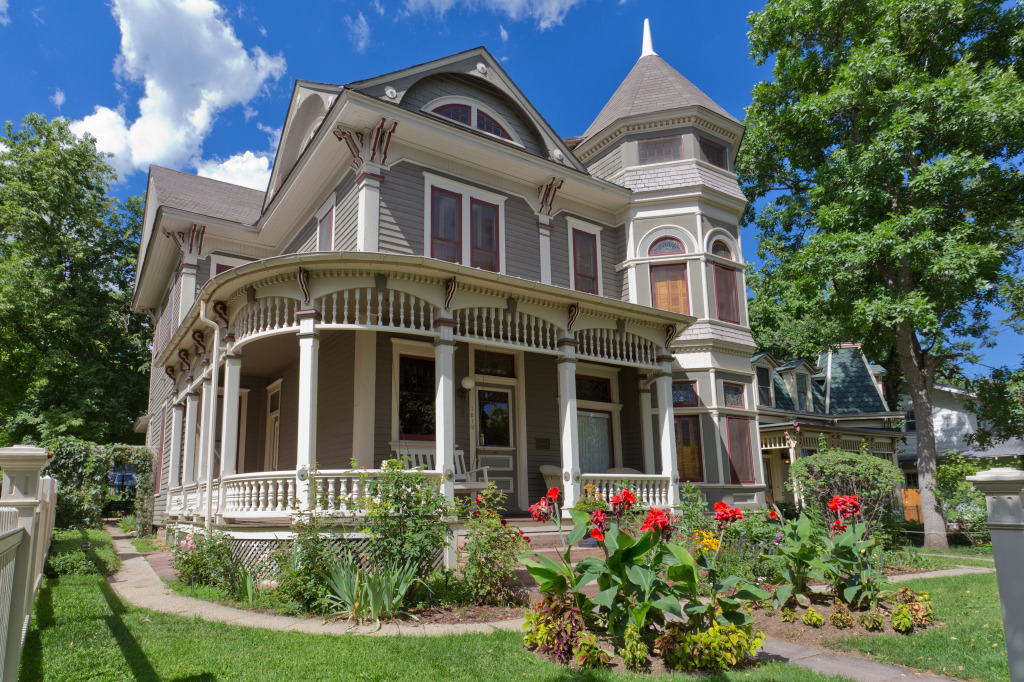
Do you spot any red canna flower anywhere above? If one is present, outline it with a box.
[529,497,552,523]
[769,509,779,520]
[610,489,637,515]
[590,528,605,542]
[500,518,507,526]
[547,487,560,501]
[590,508,608,534]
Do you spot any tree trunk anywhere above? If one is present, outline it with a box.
[895,323,948,549]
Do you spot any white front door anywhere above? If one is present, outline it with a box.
[578,409,613,474]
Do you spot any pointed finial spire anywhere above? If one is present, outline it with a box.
[641,18,657,57]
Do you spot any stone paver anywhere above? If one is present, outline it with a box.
[103,525,958,680]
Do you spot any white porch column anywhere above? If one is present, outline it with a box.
[655,356,680,506]
[168,399,184,490]
[537,220,552,285]
[218,349,242,512]
[557,339,581,510]
[295,310,321,510]
[196,375,214,488]
[433,318,456,502]
[352,331,377,468]
[178,259,198,325]
[639,384,656,474]
[356,172,382,252]
[968,468,1024,682]
[182,390,199,486]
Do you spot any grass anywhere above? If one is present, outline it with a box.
[46,527,121,577]
[826,572,1008,681]
[129,536,163,554]
[916,545,994,559]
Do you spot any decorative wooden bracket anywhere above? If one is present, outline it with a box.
[443,277,457,311]
[298,268,311,303]
[665,324,677,349]
[165,366,176,381]
[164,223,205,256]
[213,301,229,327]
[567,303,580,332]
[332,117,398,173]
[538,177,564,216]
[177,349,192,371]
[192,330,206,354]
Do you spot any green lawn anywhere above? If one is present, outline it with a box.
[20,572,854,681]
[46,527,121,577]
[129,536,163,554]
[917,545,994,559]
[826,572,1008,681]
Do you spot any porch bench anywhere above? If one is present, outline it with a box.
[393,444,490,494]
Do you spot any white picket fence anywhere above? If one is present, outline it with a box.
[0,446,57,682]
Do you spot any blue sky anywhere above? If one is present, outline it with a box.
[1,0,1019,373]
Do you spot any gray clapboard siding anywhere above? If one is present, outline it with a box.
[603,224,625,300]
[241,376,267,474]
[379,163,424,256]
[400,73,545,158]
[618,368,643,471]
[285,217,318,254]
[315,330,355,468]
[504,195,541,281]
[524,353,561,508]
[195,257,210,292]
[335,182,359,252]
[549,215,571,289]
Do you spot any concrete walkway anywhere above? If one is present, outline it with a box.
[918,552,995,562]
[105,526,959,681]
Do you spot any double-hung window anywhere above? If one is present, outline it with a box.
[712,239,741,324]
[316,196,335,252]
[568,219,602,295]
[425,173,506,273]
[756,366,772,407]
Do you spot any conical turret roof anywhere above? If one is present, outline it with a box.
[580,21,737,144]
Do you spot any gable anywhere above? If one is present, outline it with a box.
[828,347,887,414]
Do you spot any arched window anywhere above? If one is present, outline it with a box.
[432,103,471,125]
[648,237,685,257]
[476,111,511,140]
[711,239,733,259]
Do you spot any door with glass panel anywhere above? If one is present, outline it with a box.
[577,410,613,474]
[473,386,516,495]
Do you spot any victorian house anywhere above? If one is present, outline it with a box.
[135,22,771,535]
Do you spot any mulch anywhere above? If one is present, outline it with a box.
[397,604,526,625]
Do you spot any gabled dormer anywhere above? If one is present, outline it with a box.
[775,359,819,414]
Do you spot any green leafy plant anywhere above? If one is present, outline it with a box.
[44,551,100,577]
[658,621,766,672]
[272,515,339,615]
[893,587,934,627]
[932,455,991,542]
[621,623,648,671]
[522,594,586,664]
[772,514,827,608]
[573,631,612,668]
[325,554,418,629]
[171,529,240,593]
[780,607,796,623]
[347,459,452,577]
[890,604,914,633]
[858,611,884,631]
[802,608,824,627]
[824,521,887,608]
[460,484,527,605]
[829,600,854,628]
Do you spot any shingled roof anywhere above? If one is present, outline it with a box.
[581,54,737,144]
[149,166,264,226]
[827,347,888,414]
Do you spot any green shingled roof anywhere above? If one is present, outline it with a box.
[772,373,795,411]
[827,347,887,414]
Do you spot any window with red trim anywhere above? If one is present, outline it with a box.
[470,198,499,271]
[648,237,685,256]
[398,355,435,440]
[651,263,688,314]
[723,382,745,408]
[727,416,754,484]
[431,188,461,263]
[476,111,511,140]
[714,264,740,324]
[675,415,703,482]
[433,103,471,125]
[712,240,733,259]
[672,381,698,407]
[572,229,598,294]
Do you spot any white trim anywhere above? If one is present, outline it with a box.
[209,254,252,277]
[315,194,336,252]
[421,96,525,148]
[566,217,603,296]
[635,225,697,259]
[575,362,623,469]
[705,228,740,262]
[422,172,507,275]
[390,337,437,445]
[538,222,552,285]
[264,378,283,471]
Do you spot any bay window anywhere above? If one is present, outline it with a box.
[675,415,703,482]
[727,416,754,484]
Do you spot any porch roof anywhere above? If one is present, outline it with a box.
[759,421,902,439]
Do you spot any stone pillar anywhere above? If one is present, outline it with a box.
[182,390,200,486]
[218,349,242,513]
[556,339,581,509]
[639,385,656,475]
[968,468,1024,682]
[433,318,456,502]
[655,357,681,506]
[0,445,50,682]
[168,399,184,490]
[295,310,321,510]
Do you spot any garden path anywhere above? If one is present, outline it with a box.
[106,526,963,680]
[917,553,994,562]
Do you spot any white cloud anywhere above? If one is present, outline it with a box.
[0,0,10,26]
[243,106,257,121]
[70,0,285,178]
[258,24,266,36]
[257,122,281,151]
[50,88,66,110]
[499,23,508,41]
[344,11,370,53]
[372,0,385,15]
[195,150,271,190]
[402,0,584,29]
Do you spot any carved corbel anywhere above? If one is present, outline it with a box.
[537,177,564,216]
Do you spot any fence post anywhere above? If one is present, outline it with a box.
[0,445,51,682]
[968,467,1024,682]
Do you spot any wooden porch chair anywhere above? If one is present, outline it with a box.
[397,447,489,494]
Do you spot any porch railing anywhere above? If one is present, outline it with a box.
[580,473,672,508]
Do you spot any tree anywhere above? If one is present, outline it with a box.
[739,1,1024,547]
[967,363,1024,451]
[0,114,151,445]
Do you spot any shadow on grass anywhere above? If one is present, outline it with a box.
[19,577,54,680]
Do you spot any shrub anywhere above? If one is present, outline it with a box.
[802,608,825,627]
[349,460,452,577]
[46,528,121,576]
[117,514,140,536]
[171,530,240,593]
[933,455,991,543]
[621,623,648,671]
[893,587,934,626]
[659,621,765,671]
[890,604,914,633]
[573,631,613,668]
[461,484,527,605]
[325,554,417,626]
[676,483,714,534]
[522,594,585,664]
[272,515,339,615]
[45,551,100,577]
[410,568,474,608]
[858,611,884,631]
[780,607,797,623]
[829,600,854,628]
[787,440,903,538]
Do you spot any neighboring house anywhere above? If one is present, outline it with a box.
[898,385,1024,488]
[751,344,905,505]
[133,22,767,536]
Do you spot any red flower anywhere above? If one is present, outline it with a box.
[610,489,637,514]
[590,508,608,534]
[714,502,744,530]
[547,487,560,501]
[590,528,605,542]
[529,497,552,523]
[714,501,729,513]
[769,509,779,520]
[475,493,484,505]
[831,519,847,534]
[500,518,507,526]
[641,508,671,533]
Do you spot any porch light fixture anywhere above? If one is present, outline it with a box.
[458,376,475,399]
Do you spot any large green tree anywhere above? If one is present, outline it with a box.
[0,114,151,446]
[739,1,1024,547]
